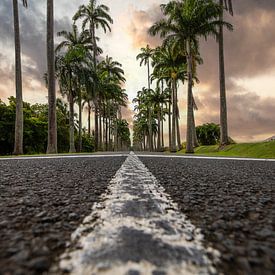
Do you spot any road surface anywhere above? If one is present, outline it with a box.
[0,152,274,275]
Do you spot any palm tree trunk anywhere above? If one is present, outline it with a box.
[186,40,194,153]
[175,86,182,150]
[105,106,108,151]
[171,78,177,152]
[69,92,76,153]
[148,107,153,151]
[99,111,102,151]
[219,2,229,146]
[91,25,99,151]
[88,101,91,136]
[94,102,98,150]
[78,92,82,152]
[12,0,24,155]
[147,61,153,151]
[46,0,57,154]
[168,94,172,151]
[191,108,199,147]
[161,104,164,149]
[161,81,164,149]
[157,108,161,151]
[108,108,111,150]
[114,112,118,151]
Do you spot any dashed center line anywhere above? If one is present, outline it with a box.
[54,152,220,275]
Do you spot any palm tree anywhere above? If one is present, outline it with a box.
[149,0,232,153]
[56,24,95,152]
[136,45,155,151]
[55,55,76,153]
[13,0,27,155]
[46,0,58,154]
[98,56,125,151]
[73,0,113,151]
[150,87,169,151]
[152,45,186,152]
[218,0,233,145]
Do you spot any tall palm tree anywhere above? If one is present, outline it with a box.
[149,0,232,153]
[152,45,186,152]
[55,55,77,153]
[73,0,113,151]
[98,56,125,151]
[46,0,58,154]
[218,0,233,145]
[150,87,169,151]
[13,0,27,155]
[136,45,154,151]
[56,24,95,152]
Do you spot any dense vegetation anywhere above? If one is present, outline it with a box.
[133,0,234,153]
[7,0,130,155]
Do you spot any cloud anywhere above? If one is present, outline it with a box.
[0,0,72,100]
[127,4,163,49]
[121,101,135,129]
[128,0,275,141]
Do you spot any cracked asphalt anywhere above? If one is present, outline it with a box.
[0,153,274,275]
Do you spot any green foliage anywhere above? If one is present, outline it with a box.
[117,119,131,148]
[76,133,95,152]
[196,123,220,145]
[0,97,94,155]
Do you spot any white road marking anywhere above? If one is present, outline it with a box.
[0,154,128,161]
[54,152,220,275]
[136,154,275,162]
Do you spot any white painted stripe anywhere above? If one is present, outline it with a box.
[54,152,220,275]
[0,154,128,161]
[136,153,275,162]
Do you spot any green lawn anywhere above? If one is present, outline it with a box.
[178,141,275,159]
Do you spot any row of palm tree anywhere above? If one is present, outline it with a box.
[133,0,233,153]
[11,0,129,154]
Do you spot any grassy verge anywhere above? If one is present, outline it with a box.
[178,141,275,159]
[0,152,96,158]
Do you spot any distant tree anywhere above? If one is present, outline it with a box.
[149,0,233,153]
[196,123,220,145]
[73,0,113,150]
[0,97,85,155]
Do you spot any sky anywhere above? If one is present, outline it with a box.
[0,0,275,143]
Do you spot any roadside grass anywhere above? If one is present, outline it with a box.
[0,152,96,158]
[178,141,275,159]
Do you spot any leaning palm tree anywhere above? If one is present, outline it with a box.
[13,0,27,155]
[73,0,113,151]
[149,0,233,153]
[46,0,58,154]
[218,0,233,145]
[136,45,155,151]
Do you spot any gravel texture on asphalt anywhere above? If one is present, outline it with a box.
[140,157,275,275]
[0,156,126,275]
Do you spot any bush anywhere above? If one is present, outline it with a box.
[196,123,220,145]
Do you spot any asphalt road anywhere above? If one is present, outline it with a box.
[140,156,275,275]
[0,153,274,275]
[0,156,126,275]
